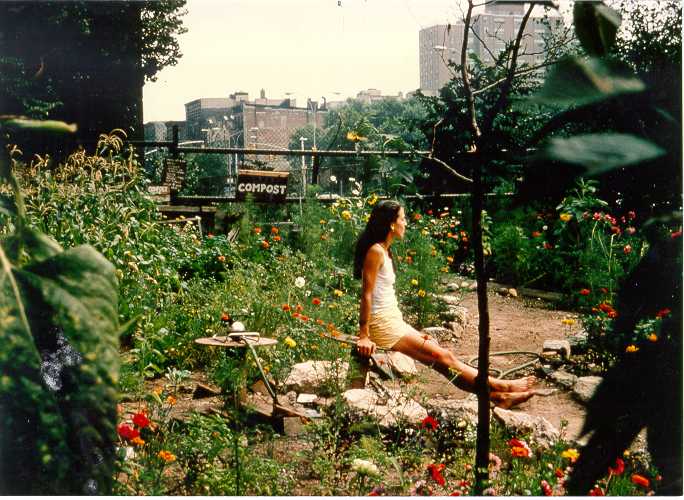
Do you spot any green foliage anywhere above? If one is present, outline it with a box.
[0,118,120,494]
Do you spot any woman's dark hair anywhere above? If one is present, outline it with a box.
[353,200,402,279]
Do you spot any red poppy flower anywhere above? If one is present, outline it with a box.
[295,304,304,313]
[117,424,140,440]
[221,312,230,322]
[599,303,614,313]
[608,457,624,475]
[427,209,433,215]
[271,226,279,234]
[273,235,281,242]
[312,297,321,306]
[655,308,671,318]
[300,315,309,322]
[607,310,618,319]
[132,412,150,429]
[282,304,291,312]
[421,415,439,431]
[589,486,605,496]
[427,463,446,486]
[631,474,650,488]
[671,230,682,239]
[507,438,525,448]
[579,288,591,296]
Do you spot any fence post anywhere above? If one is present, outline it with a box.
[171,125,179,159]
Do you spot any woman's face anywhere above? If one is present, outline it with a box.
[392,207,407,239]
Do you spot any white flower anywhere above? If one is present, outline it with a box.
[294,277,306,288]
[348,177,356,182]
[351,458,379,476]
[330,175,337,182]
[351,189,360,196]
[542,225,548,230]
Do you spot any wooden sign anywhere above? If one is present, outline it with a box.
[162,158,186,191]
[236,169,289,202]
[147,185,170,203]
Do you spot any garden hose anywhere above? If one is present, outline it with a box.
[466,351,540,379]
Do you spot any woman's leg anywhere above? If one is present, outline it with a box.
[391,330,536,406]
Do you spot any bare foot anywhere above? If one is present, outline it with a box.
[493,375,536,393]
[491,390,535,409]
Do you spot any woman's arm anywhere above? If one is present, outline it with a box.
[357,244,383,356]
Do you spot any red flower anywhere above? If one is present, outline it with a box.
[507,438,526,448]
[655,308,671,318]
[532,231,542,238]
[427,209,433,215]
[627,210,636,220]
[593,212,602,221]
[623,244,632,254]
[117,424,140,440]
[599,303,614,314]
[282,304,291,312]
[312,297,321,306]
[555,467,564,478]
[671,230,682,239]
[631,474,650,488]
[300,315,309,322]
[600,287,608,294]
[295,304,304,313]
[511,446,530,458]
[421,415,439,431]
[607,310,618,319]
[589,486,605,496]
[271,226,279,234]
[608,457,625,476]
[132,412,150,429]
[610,225,621,235]
[273,235,281,242]
[221,312,231,322]
[544,242,553,250]
[427,463,446,486]
[413,213,422,221]
[579,288,591,296]
[449,491,461,496]
[540,480,552,496]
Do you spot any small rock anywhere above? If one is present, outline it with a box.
[343,388,427,428]
[296,393,318,404]
[387,351,418,377]
[446,282,460,292]
[567,330,589,354]
[446,321,464,338]
[423,398,479,427]
[420,326,453,342]
[492,407,560,449]
[573,376,603,403]
[468,282,478,291]
[549,369,578,389]
[543,340,572,359]
[508,288,518,297]
[283,360,349,394]
[437,294,462,306]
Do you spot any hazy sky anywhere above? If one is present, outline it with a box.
[142,0,470,122]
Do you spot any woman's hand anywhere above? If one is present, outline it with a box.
[356,336,376,357]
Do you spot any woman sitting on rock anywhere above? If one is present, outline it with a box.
[354,200,539,409]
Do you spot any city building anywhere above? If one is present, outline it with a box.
[419,1,563,94]
[143,120,187,142]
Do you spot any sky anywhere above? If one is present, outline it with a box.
[142,0,472,122]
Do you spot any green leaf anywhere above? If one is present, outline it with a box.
[1,244,119,494]
[539,133,666,175]
[530,57,645,107]
[573,1,621,56]
[3,227,63,264]
[0,116,77,134]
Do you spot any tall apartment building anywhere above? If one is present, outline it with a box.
[419,2,562,95]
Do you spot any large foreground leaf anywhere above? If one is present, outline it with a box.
[573,1,621,56]
[0,240,119,494]
[539,133,665,176]
[530,57,645,108]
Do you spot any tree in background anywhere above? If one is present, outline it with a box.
[0,1,187,149]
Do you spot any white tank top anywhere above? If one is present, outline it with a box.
[371,245,399,314]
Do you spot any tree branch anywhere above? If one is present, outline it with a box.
[461,0,481,147]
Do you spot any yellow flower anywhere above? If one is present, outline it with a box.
[561,318,576,326]
[166,395,177,406]
[421,229,428,236]
[561,448,580,462]
[417,289,426,297]
[346,131,367,142]
[560,213,573,222]
[131,436,145,447]
[410,279,419,286]
[626,344,639,353]
[446,256,454,263]
[283,336,297,348]
[362,214,370,222]
[431,249,437,256]
[440,266,449,273]
[333,289,344,297]
[320,219,327,225]
[158,450,176,463]
[647,333,658,342]
[368,194,378,206]
[341,210,352,221]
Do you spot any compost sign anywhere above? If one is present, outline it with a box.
[236,169,289,202]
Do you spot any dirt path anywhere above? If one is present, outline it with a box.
[407,289,588,442]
